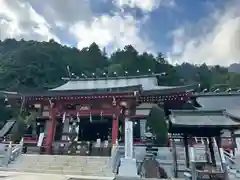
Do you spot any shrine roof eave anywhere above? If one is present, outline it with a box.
[169,109,240,130]
[9,85,142,98]
[61,73,164,81]
[168,127,226,137]
[169,124,240,129]
[193,92,240,97]
[225,109,240,121]
[142,84,197,95]
[0,91,21,99]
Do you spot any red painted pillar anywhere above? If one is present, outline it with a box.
[112,114,118,144]
[45,102,57,154]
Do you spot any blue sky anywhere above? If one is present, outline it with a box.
[0,0,239,66]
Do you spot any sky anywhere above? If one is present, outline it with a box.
[0,0,240,66]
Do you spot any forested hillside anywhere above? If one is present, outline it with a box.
[0,38,240,91]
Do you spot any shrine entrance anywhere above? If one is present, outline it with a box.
[77,116,112,141]
[51,115,115,156]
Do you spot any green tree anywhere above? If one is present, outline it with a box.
[9,116,26,142]
[0,38,236,92]
[0,103,12,126]
[107,64,124,76]
[147,106,168,146]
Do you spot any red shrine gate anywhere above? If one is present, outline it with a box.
[24,90,137,153]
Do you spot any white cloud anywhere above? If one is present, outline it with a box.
[113,0,161,12]
[0,0,59,42]
[69,14,153,53]
[171,27,185,54]
[113,0,175,12]
[169,0,240,66]
[29,0,93,28]
[0,0,153,54]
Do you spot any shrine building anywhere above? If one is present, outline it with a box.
[3,73,196,154]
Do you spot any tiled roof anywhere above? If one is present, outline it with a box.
[196,95,240,110]
[169,110,240,128]
[51,76,158,91]
[51,75,195,93]
[0,119,16,137]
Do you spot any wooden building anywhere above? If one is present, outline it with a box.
[168,109,240,179]
[3,74,196,154]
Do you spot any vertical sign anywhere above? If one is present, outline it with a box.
[140,119,146,139]
[37,132,45,147]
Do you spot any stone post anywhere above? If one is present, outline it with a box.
[124,119,133,159]
[4,142,12,167]
[118,117,139,178]
[219,148,229,180]
[189,146,196,180]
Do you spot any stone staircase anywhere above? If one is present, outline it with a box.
[5,154,114,177]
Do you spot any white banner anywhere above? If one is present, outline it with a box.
[37,132,44,147]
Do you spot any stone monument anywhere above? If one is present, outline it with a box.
[118,118,139,178]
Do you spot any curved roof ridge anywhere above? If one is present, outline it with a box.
[196,92,240,97]
[61,73,165,81]
[225,109,240,120]
[170,109,225,115]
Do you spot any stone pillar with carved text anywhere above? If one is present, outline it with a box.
[124,117,133,159]
[118,103,138,177]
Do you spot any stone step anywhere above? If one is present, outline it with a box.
[6,167,113,174]
[18,159,110,164]
[8,168,112,174]
[16,166,110,171]
[16,165,110,170]
[4,168,114,176]
[16,163,110,169]
[9,154,113,177]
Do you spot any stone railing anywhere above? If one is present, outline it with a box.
[111,145,124,173]
[113,144,230,177]
[52,141,111,156]
[223,150,236,167]
[2,139,23,167]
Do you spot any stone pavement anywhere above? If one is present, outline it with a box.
[0,171,114,180]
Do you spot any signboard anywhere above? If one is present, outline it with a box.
[159,101,164,105]
[37,133,44,147]
[78,105,90,110]
[96,139,101,147]
[140,119,146,138]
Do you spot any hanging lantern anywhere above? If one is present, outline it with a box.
[112,97,116,106]
[77,112,80,123]
[125,109,129,116]
[100,110,103,121]
[62,112,66,123]
[4,95,10,108]
[4,95,8,103]
[112,113,116,119]
[89,112,92,123]
[120,101,127,107]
